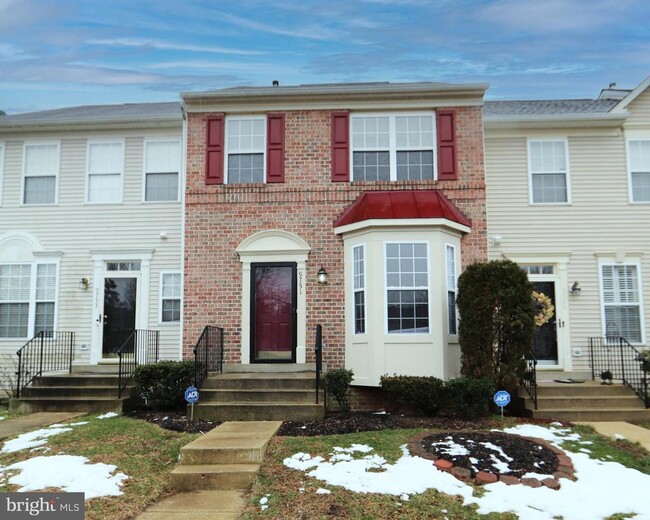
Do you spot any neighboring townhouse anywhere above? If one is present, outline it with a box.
[484,76,650,375]
[0,103,184,382]
[181,82,489,390]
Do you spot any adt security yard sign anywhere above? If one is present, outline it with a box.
[493,390,511,419]
[185,386,199,420]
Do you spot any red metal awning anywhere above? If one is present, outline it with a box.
[334,190,471,229]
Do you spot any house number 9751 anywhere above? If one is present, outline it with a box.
[298,271,303,294]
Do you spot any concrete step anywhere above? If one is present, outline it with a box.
[133,490,246,520]
[21,385,135,399]
[530,395,646,410]
[192,402,325,421]
[9,396,127,414]
[71,364,120,374]
[532,408,650,422]
[201,373,317,390]
[170,464,260,491]
[535,382,634,397]
[223,363,321,373]
[32,374,123,387]
[200,388,319,403]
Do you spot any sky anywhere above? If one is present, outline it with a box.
[0,0,648,114]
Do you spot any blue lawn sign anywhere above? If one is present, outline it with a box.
[493,390,510,419]
[185,386,199,420]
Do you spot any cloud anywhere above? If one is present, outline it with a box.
[87,37,265,56]
[0,43,34,61]
[147,60,298,75]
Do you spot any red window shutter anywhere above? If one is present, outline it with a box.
[331,111,350,182]
[437,110,457,181]
[266,113,285,183]
[205,114,225,185]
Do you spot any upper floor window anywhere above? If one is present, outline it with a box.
[0,262,57,338]
[528,139,570,204]
[628,139,650,202]
[226,116,265,184]
[351,113,435,182]
[144,140,181,202]
[385,242,430,334]
[600,263,644,343]
[23,142,59,205]
[86,141,124,204]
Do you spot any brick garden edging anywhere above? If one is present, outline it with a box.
[408,431,576,489]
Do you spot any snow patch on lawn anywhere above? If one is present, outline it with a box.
[0,455,128,499]
[96,412,119,419]
[284,424,650,520]
[1,427,73,453]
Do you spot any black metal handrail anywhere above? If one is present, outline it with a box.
[15,331,76,398]
[589,336,649,408]
[117,329,160,398]
[315,324,323,405]
[521,352,538,409]
[193,325,224,388]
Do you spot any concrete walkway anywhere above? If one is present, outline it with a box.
[578,421,650,452]
[0,412,86,440]
[135,421,282,520]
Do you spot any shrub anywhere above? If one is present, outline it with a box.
[457,259,536,391]
[443,376,495,419]
[380,375,444,417]
[324,368,354,413]
[133,360,196,410]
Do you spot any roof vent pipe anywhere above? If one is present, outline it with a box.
[272,80,279,86]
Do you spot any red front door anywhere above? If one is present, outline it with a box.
[251,263,296,362]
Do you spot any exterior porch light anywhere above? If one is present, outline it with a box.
[570,281,581,294]
[79,277,90,290]
[317,266,328,285]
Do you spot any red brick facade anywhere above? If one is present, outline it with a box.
[184,107,488,369]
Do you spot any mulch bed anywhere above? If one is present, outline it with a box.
[125,409,221,434]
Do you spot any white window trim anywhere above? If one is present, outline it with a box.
[142,138,181,203]
[383,240,432,335]
[527,138,571,205]
[598,260,646,345]
[159,271,182,324]
[0,258,60,341]
[626,137,650,204]
[0,141,4,206]
[445,242,459,337]
[21,140,60,206]
[224,114,267,185]
[85,139,125,205]
[351,243,366,336]
[350,111,437,182]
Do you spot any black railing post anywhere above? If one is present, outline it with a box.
[16,351,23,399]
[38,332,44,378]
[619,337,626,384]
[315,324,323,405]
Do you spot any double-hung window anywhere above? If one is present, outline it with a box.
[385,242,429,333]
[87,141,124,203]
[23,143,58,205]
[351,113,435,182]
[628,140,650,202]
[0,262,58,338]
[226,116,265,184]
[600,264,643,343]
[528,140,569,204]
[144,140,180,202]
[352,245,366,334]
[160,272,181,323]
[446,244,458,335]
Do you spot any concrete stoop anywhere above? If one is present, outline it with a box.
[525,381,650,422]
[191,372,325,422]
[135,490,246,520]
[170,421,282,492]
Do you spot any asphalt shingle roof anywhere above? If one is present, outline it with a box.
[484,99,619,116]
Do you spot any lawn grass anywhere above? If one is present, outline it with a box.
[241,423,650,520]
[0,414,198,520]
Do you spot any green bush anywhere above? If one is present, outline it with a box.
[457,259,536,391]
[133,360,196,410]
[324,368,354,413]
[443,376,495,419]
[380,375,444,417]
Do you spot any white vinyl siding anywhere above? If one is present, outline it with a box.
[446,244,458,335]
[160,272,181,323]
[528,139,570,204]
[600,264,644,343]
[0,262,57,339]
[225,116,265,184]
[23,142,59,205]
[0,142,4,205]
[628,139,650,202]
[144,140,180,202]
[385,242,430,334]
[86,141,124,203]
[351,113,436,182]
[352,244,366,334]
